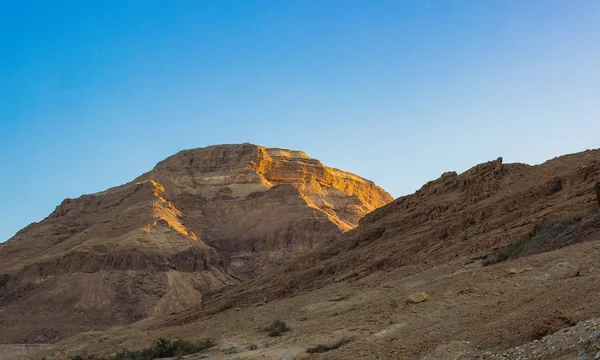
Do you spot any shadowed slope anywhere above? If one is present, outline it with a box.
[23,149,600,360]
[0,143,391,343]
[159,150,600,326]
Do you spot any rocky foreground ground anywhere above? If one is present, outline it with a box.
[464,318,600,360]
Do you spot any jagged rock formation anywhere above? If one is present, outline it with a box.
[20,149,600,360]
[135,143,392,277]
[0,143,391,343]
[94,149,598,360]
[163,151,600,318]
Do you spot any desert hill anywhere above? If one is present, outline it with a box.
[162,151,600,319]
[34,149,600,360]
[0,143,392,344]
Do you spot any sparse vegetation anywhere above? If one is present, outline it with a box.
[484,213,584,266]
[307,338,352,354]
[69,338,215,360]
[222,346,239,354]
[265,319,290,337]
[390,299,399,308]
[301,316,308,321]
[247,343,259,350]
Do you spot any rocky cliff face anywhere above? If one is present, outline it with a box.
[0,143,391,343]
[166,149,600,322]
[33,149,600,360]
[137,144,392,277]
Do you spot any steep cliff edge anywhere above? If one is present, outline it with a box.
[0,143,391,343]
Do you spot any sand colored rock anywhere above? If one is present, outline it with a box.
[405,292,428,304]
[56,149,600,360]
[9,148,600,360]
[135,143,392,277]
[0,143,391,343]
[566,266,581,278]
[506,267,519,276]
[172,150,600,318]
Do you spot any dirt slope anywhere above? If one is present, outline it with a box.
[164,151,600,320]
[30,149,600,360]
[0,143,391,344]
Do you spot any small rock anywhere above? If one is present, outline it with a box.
[507,268,520,276]
[406,292,428,304]
[566,267,582,278]
[453,351,466,360]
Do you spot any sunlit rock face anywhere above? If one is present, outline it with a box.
[0,143,392,343]
[136,143,393,277]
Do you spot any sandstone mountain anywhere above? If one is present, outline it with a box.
[35,149,600,360]
[0,143,392,344]
[156,150,600,319]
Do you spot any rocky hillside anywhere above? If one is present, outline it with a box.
[162,150,600,318]
[134,143,392,278]
[0,143,391,343]
[37,149,600,360]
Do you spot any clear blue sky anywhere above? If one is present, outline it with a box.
[1,1,600,242]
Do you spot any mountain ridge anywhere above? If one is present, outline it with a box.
[0,143,392,343]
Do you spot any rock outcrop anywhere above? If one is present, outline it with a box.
[20,149,600,360]
[164,149,600,324]
[0,143,391,343]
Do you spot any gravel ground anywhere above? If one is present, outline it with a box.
[465,319,600,360]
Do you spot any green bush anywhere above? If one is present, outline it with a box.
[307,338,352,354]
[265,319,290,337]
[223,346,239,354]
[172,338,215,357]
[484,213,583,266]
[69,338,215,360]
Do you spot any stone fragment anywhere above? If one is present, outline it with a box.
[405,292,428,304]
[566,267,581,278]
